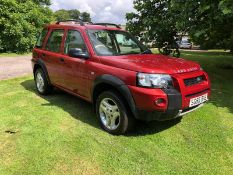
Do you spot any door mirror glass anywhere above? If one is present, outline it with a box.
[68,48,89,59]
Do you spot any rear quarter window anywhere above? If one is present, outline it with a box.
[35,28,48,48]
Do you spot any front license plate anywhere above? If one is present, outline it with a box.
[189,94,208,107]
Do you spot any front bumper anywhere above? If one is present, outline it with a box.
[128,71,210,121]
[137,103,206,121]
[128,86,183,121]
[134,88,183,121]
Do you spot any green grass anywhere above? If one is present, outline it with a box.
[0,53,31,57]
[151,48,159,54]
[0,51,233,175]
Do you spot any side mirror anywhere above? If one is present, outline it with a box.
[68,48,89,59]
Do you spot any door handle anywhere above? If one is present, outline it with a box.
[60,58,65,62]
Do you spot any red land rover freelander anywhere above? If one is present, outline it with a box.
[32,20,211,135]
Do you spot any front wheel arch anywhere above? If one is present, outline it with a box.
[92,75,138,119]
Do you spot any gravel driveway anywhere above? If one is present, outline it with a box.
[0,55,32,80]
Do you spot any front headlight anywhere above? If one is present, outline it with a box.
[137,73,173,89]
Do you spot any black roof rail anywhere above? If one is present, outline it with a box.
[56,19,85,26]
[93,23,121,29]
[56,21,121,29]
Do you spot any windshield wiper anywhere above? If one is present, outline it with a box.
[141,49,152,54]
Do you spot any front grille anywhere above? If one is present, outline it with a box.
[184,75,205,86]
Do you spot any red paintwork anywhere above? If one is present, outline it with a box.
[127,86,168,111]
[32,23,211,113]
[99,54,201,74]
[172,71,211,109]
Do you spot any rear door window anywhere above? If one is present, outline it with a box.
[45,29,64,53]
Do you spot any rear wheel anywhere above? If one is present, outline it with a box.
[96,91,134,135]
[35,68,53,95]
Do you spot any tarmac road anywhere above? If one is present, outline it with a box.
[0,55,32,80]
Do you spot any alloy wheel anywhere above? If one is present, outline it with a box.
[99,98,121,130]
[36,71,45,93]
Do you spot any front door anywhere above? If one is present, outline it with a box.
[60,30,90,98]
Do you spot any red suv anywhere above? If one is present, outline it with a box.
[32,20,211,135]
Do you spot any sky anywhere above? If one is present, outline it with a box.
[50,0,135,24]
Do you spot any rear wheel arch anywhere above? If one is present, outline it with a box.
[33,59,51,85]
[33,64,42,75]
[34,68,53,95]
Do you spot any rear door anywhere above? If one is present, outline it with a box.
[43,29,65,86]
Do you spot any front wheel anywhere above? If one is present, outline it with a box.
[96,91,134,135]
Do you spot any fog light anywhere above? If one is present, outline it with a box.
[155,98,166,106]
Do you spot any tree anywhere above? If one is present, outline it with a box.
[69,9,81,19]
[54,9,91,22]
[127,0,233,53]
[0,0,54,53]
[81,12,91,22]
[54,9,71,21]
[32,0,51,5]
[126,0,179,50]
[172,0,233,52]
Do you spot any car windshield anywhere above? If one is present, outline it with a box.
[87,29,147,56]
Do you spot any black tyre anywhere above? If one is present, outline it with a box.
[34,68,53,95]
[96,91,135,135]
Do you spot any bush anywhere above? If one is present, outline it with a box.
[0,0,54,53]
